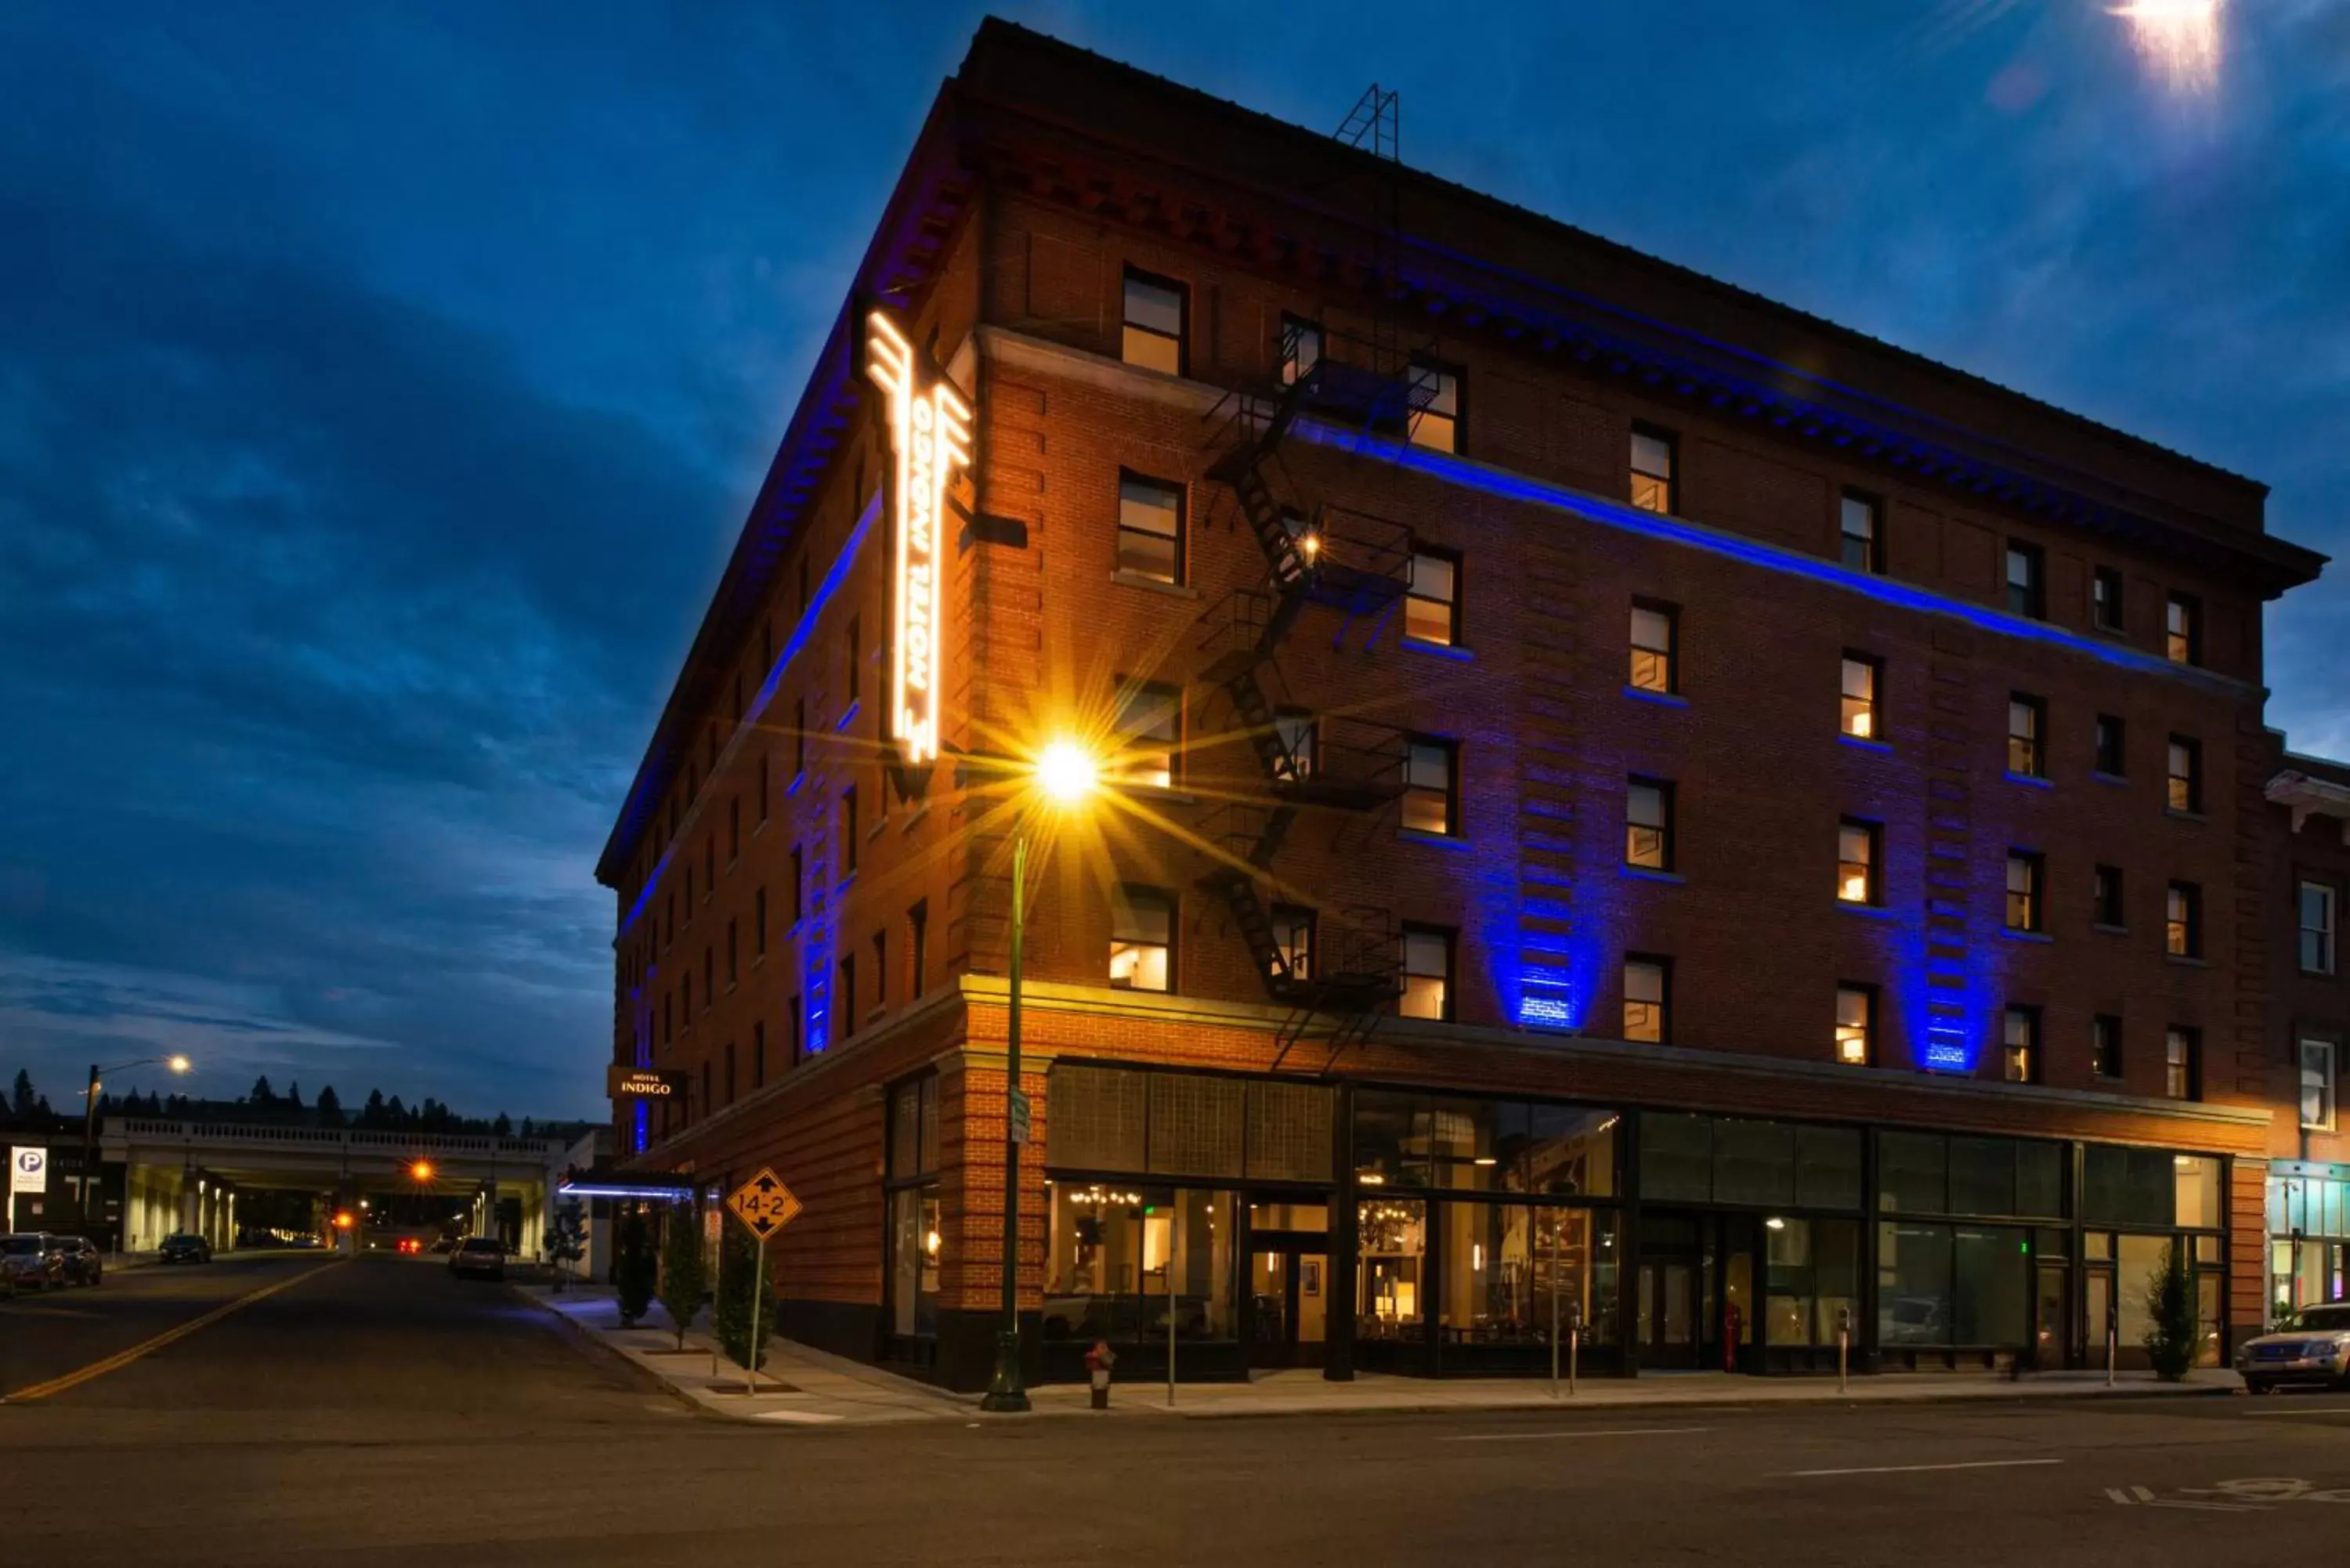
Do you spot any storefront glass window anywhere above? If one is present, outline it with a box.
[1439,1204,1621,1347]
[1355,1092,1617,1196]
[1795,1127,1864,1210]
[2115,1233,2168,1353]
[1878,1133,1947,1215]
[1043,1182,1235,1343]
[2173,1155,2221,1230]
[1954,1226,2030,1345]
[1765,1216,1859,1346]
[1713,1119,1797,1206]
[1358,1197,1426,1341]
[1639,1112,1713,1203]
[887,1187,941,1336]
[1879,1221,1953,1346]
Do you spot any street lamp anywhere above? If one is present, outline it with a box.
[82,1053,192,1246]
[981,737,1103,1414]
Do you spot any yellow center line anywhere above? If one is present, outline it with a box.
[2,1259,345,1404]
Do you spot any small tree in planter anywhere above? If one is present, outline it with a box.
[657,1206,709,1350]
[714,1225,778,1373]
[613,1209,657,1327]
[545,1200,587,1292]
[2143,1240,2199,1381]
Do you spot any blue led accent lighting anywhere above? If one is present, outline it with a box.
[1292,423,2245,685]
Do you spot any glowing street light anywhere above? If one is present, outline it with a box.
[1033,738,1101,807]
[410,1159,437,1183]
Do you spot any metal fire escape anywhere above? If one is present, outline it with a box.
[1194,85,1436,1072]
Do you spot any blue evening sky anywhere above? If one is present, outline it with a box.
[2,2,2341,1118]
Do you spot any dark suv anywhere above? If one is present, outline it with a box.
[2,1233,65,1292]
[53,1235,103,1286]
[158,1232,213,1265]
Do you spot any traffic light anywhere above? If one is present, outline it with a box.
[332,1210,356,1230]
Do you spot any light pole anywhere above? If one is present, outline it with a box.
[82,1053,190,1249]
[980,739,1102,1414]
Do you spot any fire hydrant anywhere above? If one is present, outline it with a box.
[1086,1339,1117,1410]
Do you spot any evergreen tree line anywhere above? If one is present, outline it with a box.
[8,1066,581,1141]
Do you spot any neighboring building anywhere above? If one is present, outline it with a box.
[595,20,2330,1389]
[2262,750,2350,1321]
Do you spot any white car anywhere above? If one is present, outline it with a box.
[2237,1302,2350,1393]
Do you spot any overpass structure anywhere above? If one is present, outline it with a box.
[101,1118,590,1257]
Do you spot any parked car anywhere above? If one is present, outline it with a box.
[53,1235,103,1287]
[448,1237,505,1281]
[157,1231,213,1265]
[2236,1302,2350,1393]
[1,1233,66,1292]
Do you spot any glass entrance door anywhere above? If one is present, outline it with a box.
[1637,1215,1701,1369]
[1249,1247,1328,1367]
[2034,1264,2071,1370]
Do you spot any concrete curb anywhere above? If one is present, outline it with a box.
[503,1281,705,1416]
[1087,1379,2243,1423]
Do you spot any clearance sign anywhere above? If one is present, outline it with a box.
[862,310,972,769]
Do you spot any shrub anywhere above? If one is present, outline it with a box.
[714,1225,777,1373]
[657,1207,709,1350]
[613,1209,656,1327]
[2142,1241,2198,1381]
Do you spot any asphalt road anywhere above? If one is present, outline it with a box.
[5,1254,2350,1566]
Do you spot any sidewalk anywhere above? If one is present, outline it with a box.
[519,1284,2243,1428]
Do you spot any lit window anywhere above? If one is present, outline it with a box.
[1625,778,1674,871]
[2166,881,2201,959]
[2007,694,2046,778]
[1272,710,1318,784]
[1837,818,1880,905]
[1840,492,1881,573]
[1270,904,1314,985]
[2302,1039,2337,1131]
[2166,593,2201,666]
[2003,1006,2040,1084]
[1835,985,1874,1065]
[2005,541,2044,619]
[1121,269,1186,375]
[2006,851,2044,933]
[2092,567,2124,632]
[1622,956,1669,1043]
[1116,472,1184,583]
[1280,314,1321,386]
[1400,927,1454,1021]
[1629,602,1677,695]
[2092,1014,2122,1079]
[2301,881,2337,975]
[1629,426,1676,513]
[2165,1026,2198,1100]
[1408,360,1460,453]
[2093,864,2124,929]
[2166,735,2201,814]
[1402,738,1458,836]
[2094,714,2126,778]
[1113,679,1180,789]
[1108,886,1173,993]
[1405,549,1459,645]
[1839,654,1879,739]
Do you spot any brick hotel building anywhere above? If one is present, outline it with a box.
[596,20,2342,1389]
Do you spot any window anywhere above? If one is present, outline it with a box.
[2301,881,2337,974]
[1108,885,1173,992]
[1115,472,1184,583]
[1837,818,1881,905]
[726,919,739,988]
[1629,601,1678,694]
[702,947,713,1007]
[790,845,804,923]
[1629,425,1676,513]
[2006,851,2044,933]
[2005,540,2045,619]
[1279,313,1321,385]
[1840,491,1881,573]
[1402,738,1459,836]
[908,901,928,999]
[1405,548,1459,645]
[1112,679,1180,788]
[1835,985,1875,1065]
[1625,777,1674,871]
[793,698,807,778]
[1120,268,1185,375]
[682,969,693,1022]
[844,615,862,710]
[1400,927,1454,1021]
[1272,710,1318,784]
[1839,654,1880,740]
[2007,694,2046,778]
[683,864,694,914]
[753,1021,767,1090]
[1408,359,1460,453]
[2092,1014,2123,1080]
[2093,864,2125,929]
[2166,735,2202,814]
[839,954,857,1040]
[703,835,715,894]
[2166,881,2201,959]
[2092,566,2124,632]
[1269,904,1314,984]
[2303,1040,2338,1131]
[789,993,802,1064]
[2165,1026,2200,1100]
[841,786,859,876]
[724,1040,737,1105]
[872,929,889,1010]
[2002,1006,2040,1084]
[2094,714,2127,777]
[1622,956,1670,1043]
[2166,592,2202,666]
[728,797,741,863]
[751,887,767,960]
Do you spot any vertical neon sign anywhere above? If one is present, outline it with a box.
[863,311,972,769]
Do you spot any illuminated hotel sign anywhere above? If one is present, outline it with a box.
[863,309,972,769]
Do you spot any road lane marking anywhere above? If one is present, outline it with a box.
[0,1259,342,1404]
[2241,1407,2350,1417]
[1784,1458,2062,1478]
[1438,1426,1712,1443]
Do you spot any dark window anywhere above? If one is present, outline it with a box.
[2005,540,2045,619]
[1623,956,1671,1043]
[702,948,712,1009]
[847,614,861,707]
[2165,593,2202,666]
[908,901,928,998]
[728,798,740,863]
[2166,735,2202,814]
[1840,653,1881,740]
[726,919,739,987]
[1629,600,1678,694]
[789,994,802,1064]
[2093,864,2125,929]
[793,698,807,779]
[1835,984,1876,1066]
[2166,881,2202,959]
[753,1021,766,1089]
[1840,491,1881,573]
[2094,714,2126,777]
[839,955,857,1040]
[2006,851,2045,933]
[1402,738,1459,836]
[757,753,770,823]
[1629,425,1676,514]
[790,845,804,923]
[1121,268,1186,375]
[1109,886,1174,992]
[2165,1026,2200,1100]
[1625,777,1675,871]
[1400,925,1455,1021]
[2002,1006,2041,1084]
[2007,694,2046,778]
[724,1040,737,1105]
[1115,471,1184,583]
[2301,881,2338,975]
[1112,678,1180,788]
[841,786,859,876]
[1837,818,1882,905]
[1405,548,1460,645]
[2092,1014,2122,1080]
[1408,359,1461,453]
[873,929,888,1010]
[2092,567,2125,632]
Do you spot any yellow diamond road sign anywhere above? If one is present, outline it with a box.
[726,1168,802,1241]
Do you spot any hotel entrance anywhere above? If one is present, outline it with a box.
[1636,1210,1759,1371]
[1248,1198,1329,1369]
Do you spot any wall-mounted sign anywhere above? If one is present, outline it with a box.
[10,1145,47,1196]
[607,1067,689,1100]
[862,309,972,769]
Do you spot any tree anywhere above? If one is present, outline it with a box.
[10,1068,34,1118]
[2143,1241,2199,1381]
[714,1222,776,1373]
[284,1081,304,1111]
[360,1089,388,1129]
[315,1086,345,1127]
[492,1112,512,1137]
[656,1207,709,1351]
[249,1075,276,1107]
[613,1209,657,1327]
[545,1200,587,1292]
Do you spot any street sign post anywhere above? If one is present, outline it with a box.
[724,1169,802,1396]
[1007,1087,1032,1147]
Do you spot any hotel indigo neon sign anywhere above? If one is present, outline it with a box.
[863,309,972,769]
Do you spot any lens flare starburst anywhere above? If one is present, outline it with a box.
[2111,0,2223,96]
